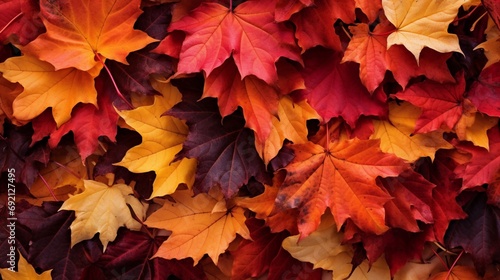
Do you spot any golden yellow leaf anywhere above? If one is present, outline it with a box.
[382,0,467,62]
[145,189,250,265]
[0,75,23,126]
[0,56,99,126]
[455,105,498,150]
[114,82,197,198]
[254,96,319,165]
[475,19,500,69]
[59,180,144,251]
[372,102,453,162]
[393,257,443,280]
[0,252,52,280]
[282,211,390,280]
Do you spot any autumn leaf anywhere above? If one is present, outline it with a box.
[145,189,250,265]
[0,251,52,280]
[168,89,268,199]
[454,127,500,190]
[282,211,391,280]
[59,179,145,251]
[0,56,99,126]
[254,95,319,165]
[40,90,119,161]
[290,0,354,52]
[114,82,197,198]
[300,47,387,125]
[446,193,500,275]
[0,0,43,45]
[393,73,467,134]
[468,62,500,118]
[276,138,407,237]
[21,0,156,71]
[377,169,435,232]
[474,21,500,69]
[203,58,279,142]
[382,0,465,62]
[371,102,453,162]
[164,0,300,84]
[429,265,482,280]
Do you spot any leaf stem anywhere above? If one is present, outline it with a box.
[52,160,82,180]
[0,12,23,36]
[445,250,464,279]
[452,5,481,23]
[94,53,134,110]
[430,246,449,270]
[229,0,232,10]
[37,172,59,201]
[325,123,330,151]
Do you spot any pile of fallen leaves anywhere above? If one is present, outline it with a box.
[1,0,500,279]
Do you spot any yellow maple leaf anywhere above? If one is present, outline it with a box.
[114,82,196,198]
[145,188,250,265]
[0,56,100,126]
[59,179,144,251]
[254,96,320,165]
[282,211,390,280]
[382,0,467,62]
[454,101,498,150]
[0,252,52,280]
[372,102,453,162]
[475,19,500,69]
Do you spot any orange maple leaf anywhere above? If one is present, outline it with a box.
[276,139,408,237]
[21,0,156,71]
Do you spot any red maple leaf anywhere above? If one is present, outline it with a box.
[299,47,387,126]
[468,62,500,117]
[164,0,300,84]
[393,73,467,133]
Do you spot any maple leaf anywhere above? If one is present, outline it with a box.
[372,102,453,162]
[393,251,443,280]
[299,47,387,125]
[0,251,52,280]
[203,58,279,142]
[59,179,145,251]
[290,0,355,52]
[276,138,408,237]
[17,202,102,279]
[0,73,23,127]
[164,0,300,84]
[342,22,391,92]
[468,62,500,117]
[168,89,268,199]
[377,169,435,232]
[254,95,319,165]
[0,55,99,126]
[275,0,312,22]
[382,0,465,62]
[21,0,156,71]
[145,189,250,265]
[106,4,174,96]
[0,124,50,187]
[355,0,382,22]
[0,0,44,45]
[429,265,482,280]
[454,127,500,190]
[282,212,391,280]
[474,22,500,69]
[114,82,197,198]
[394,73,467,133]
[27,145,86,205]
[231,218,290,280]
[483,0,500,29]
[35,90,118,161]
[446,193,500,275]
